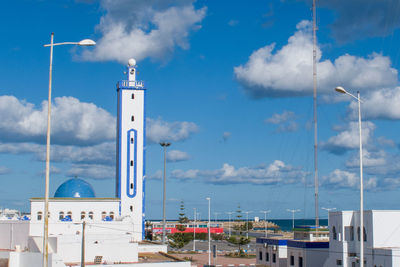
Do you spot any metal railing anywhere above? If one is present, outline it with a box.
[117,80,145,89]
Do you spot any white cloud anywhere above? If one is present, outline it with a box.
[234,20,398,98]
[321,121,376,154]
[167,150,190,162]
[147,117,198,144]
[315,0,400,42]
[322,169,377,190]
[348,87,400,120]
[80,0,206,63]
[0,166,10,175]
[67,164,114,180]
[171,160,308,185]
[265,111,295,124]
[265,111,298,133]
[147,170,162,180]
[0,96,115,146]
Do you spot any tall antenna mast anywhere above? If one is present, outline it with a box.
[312,0,319,228]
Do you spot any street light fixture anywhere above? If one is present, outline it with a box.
[260,210,271,238]
[160,142,171,244]
[206,197,211,266]
[193,208,197,252]
[42,33,95,267]
[287,209,300,230]
[335,86,364,267]
[244,211,252,239]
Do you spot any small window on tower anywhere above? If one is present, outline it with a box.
[130,183,133,189]
[130,160,133,166]
[130,206,133,212]
[37,212,43,221]
[131,138,134,143]
[131,94,134,99]
[131,116,134,121]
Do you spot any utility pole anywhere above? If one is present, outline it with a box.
[81,221,86,267]
[160,142,171,244]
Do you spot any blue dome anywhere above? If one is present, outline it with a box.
[54,178,96,198]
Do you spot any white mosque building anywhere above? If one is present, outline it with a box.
[0,59,187,267]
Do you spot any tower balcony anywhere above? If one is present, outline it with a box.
[117,80,145,89]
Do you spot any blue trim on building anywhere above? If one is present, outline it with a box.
[142,89,147,240]
[287,240,329,249]
[256,238,288,246]
[117,88,122,200]
[126,129,137,198]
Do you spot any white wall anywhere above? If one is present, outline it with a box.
[56,235,138,264]
[8,252,66,267]
[0,221,29,250]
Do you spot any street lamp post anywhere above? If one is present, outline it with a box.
[226,212,233,237]
[206,197,211,266]
[244,211,252,239]
[287,209,300,230]
[160,142,171,244]
[260,210,271,238]
[42,33,95,267]
[193,208,196,251]
[335,86,364,267]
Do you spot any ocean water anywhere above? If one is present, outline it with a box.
[150,219,328,232]
[268,219,328,232]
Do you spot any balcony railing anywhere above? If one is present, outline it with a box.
[117,80,145,89]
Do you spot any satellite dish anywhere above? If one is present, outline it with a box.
[128,58,136,67]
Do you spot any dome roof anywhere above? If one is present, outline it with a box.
[54,178,95,198]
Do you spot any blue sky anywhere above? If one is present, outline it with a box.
[2,0,400,220]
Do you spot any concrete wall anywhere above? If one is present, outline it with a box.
[138,244,167,253]
[372,211,400,248]
[8,252,66,267]
[59,235,138,264]
[0,221,29,250]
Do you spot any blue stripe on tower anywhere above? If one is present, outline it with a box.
[126,129,138,198]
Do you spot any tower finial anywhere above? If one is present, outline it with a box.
[128,58,136,67]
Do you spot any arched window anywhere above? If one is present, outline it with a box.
[101,211,107,219]
[88,211,94,220]
[363,227,367,242]
[59,211,64,220]
[67,211,72,220]
[357,227,361,241]
[109,212,114,220]
[81,211,86,220]
[37,212,43,221]
[332,226,337,240]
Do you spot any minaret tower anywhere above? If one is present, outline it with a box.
[116,58,146,241]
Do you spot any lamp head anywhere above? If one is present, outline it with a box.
[335,86,347,94]
[78,39,96,46]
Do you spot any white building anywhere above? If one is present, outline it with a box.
[324,210,400,267]
[256,226,329,267]
[0,59,189,267]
